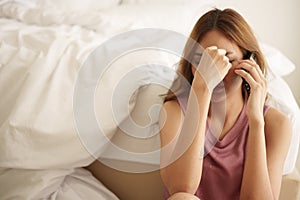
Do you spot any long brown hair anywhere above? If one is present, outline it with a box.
[164,8,267,102]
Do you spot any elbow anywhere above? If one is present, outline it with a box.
[241,196,275,200]
[168,182,198,196]
[240,192,275,200]
[160,168,201,196]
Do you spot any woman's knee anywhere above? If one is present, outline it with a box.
[167,192,200,200]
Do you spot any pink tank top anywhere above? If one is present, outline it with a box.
[164,97,270,200]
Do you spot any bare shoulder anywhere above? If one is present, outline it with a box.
[264,107,292,142]
[163,99,182,112]
[159,100,183,125]
[159,100,184,144]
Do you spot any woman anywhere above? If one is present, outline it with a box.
[159,8,291,200]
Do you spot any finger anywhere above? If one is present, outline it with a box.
[237,61,265,84]
[205,46,218,56]
[206,46,218,51]
[226,62,232,70]
[206,46,227,57]
[237,63,261,83]
[234,69,256,88]
[239,59,264,78]
[205,47,229,68]
[217,48,227,56]
[223,56,231,71]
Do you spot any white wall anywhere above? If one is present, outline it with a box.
[216,0,300,170]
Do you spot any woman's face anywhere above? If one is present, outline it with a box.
[191,30,244,100]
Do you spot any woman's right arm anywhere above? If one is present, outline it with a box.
[159,84,211,195]
[159,46,231,196]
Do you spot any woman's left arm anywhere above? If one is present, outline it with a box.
[241,108,291,200]
[235,59,292,200]
[265,108,292,198]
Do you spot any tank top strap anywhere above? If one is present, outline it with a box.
[177,96,188,115]
[263,104,271,116]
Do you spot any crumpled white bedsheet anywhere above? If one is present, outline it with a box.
[0,17,121,199]
[0,167,119,200]
[0,18,104,169]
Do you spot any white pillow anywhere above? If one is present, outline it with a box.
[261,43,296,77]
[44,0,120,12]
[121,0,206,4]
[94,2,215,35]
[0,1,215,36]
[263,43,299,174]
[0,0,122,28]
[266,74,300,174]
[17,0,121,12]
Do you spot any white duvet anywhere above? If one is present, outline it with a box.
[0,9,119,200]
[0,1,132,199]
[0,0,299,199]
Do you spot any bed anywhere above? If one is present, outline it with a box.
[0,0,299,199]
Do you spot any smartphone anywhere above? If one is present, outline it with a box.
[242,52,255,96]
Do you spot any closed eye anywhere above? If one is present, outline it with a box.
[192,57,201,66]
[193,60,200,65]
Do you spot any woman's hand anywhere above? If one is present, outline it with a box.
[193,46,232,94]
[235,57,267,121]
